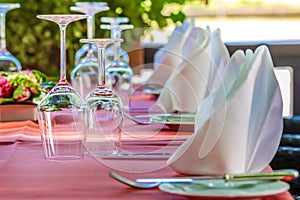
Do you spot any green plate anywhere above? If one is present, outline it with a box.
[149,113,194,130]
[150,114,194,124]
[159,179,289,198]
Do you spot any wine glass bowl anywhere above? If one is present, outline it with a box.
[36,14,88,161]
[80,38,124,156]
[0,3,21,71]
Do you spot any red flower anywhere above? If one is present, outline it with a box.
[0,76,13,98]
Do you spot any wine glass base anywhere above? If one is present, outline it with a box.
[45,155,84,162]
[42,140,85,162]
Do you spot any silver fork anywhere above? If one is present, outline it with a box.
[124,112,152,125]
[109,171,159,189]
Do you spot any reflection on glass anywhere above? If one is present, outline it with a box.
[0,3,21,71]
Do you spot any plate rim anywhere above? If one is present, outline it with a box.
[158,179,290,198]
[132,113,195,125]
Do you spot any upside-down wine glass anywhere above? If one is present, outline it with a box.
[36,14,88,161]
[101,20,134,109]
[100,17,132,65]
[0,3,21,71]
[80,38,124,156]
[70,2,110,97]
[71,2,109,64]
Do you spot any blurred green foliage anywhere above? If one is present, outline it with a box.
[3,0,186,78]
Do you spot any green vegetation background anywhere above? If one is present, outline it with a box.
[4,0,185,79]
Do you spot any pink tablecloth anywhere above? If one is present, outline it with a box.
[0,118,295,200]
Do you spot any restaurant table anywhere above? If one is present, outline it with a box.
[0,104,295,199]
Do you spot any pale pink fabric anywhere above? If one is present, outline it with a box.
[0,117,293,199]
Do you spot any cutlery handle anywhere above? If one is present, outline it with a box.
[225,169,299,181]
[136,169,299,183]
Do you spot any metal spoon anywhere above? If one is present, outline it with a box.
[109,171,160,189]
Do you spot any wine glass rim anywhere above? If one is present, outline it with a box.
[70,5,109,9]
[101,17,129,20]
[75,2,108,6]
[80,38,123,44]
[100,24,134,30]
[70,6,109,14]
[100,17,129,24]
[36,14,88,23]
[37,14,88,17]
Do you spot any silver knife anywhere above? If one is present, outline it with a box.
[136,169,299,183]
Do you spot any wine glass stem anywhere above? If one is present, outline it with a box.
[114,42,121,61]
[59,25,67,83]
[0,13,6,50]
[112,29,121,61]
[87,14,94,39]
[97,46,106,88]
[111,29,121,40]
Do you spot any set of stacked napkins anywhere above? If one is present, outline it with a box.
[150,23,283,175]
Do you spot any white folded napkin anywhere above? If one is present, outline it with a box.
[155,27,230,113]
[167,45,283,175]
[146,19,194,87]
